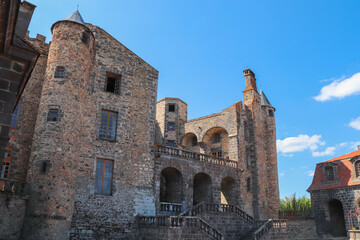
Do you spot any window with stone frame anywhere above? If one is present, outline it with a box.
[167,140,175,147]
[10,100,21,128]
[95,158,113,195]
[212,150,222,158]
[168,122,175,131]
[325,166,335,181]
[81,32,90,45]
[1,148,12,179]
[213,133,221,143]
[54,66,65,78]
[99,110,117,141]
[105,72,121,94]
[168,104,175,112]
[47,109,58,122]
[268,109,274,117]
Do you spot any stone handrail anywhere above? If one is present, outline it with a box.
[155,145,238,169]
[138,216,223,240]
[159,202,182,213]
[278,210,313,219]
[179,202,254,225]
[254,219,287,240]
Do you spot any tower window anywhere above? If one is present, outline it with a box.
[168,104,175,112]
[246,177,251,192]
[54,66,65,78]
[47,109,58,121]
[99,110,117,141]
[10,101,20,128]
[81,32,89,44]
[167,140,175,147]
[105,73,121,94]
[95,158,113,195]
[40,160,51,174]
[168,122,175,131]
[1,148,12,179]
[268,109,274,117]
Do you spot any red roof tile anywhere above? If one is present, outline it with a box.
[307,149,360,192]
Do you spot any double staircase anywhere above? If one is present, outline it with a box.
[138,202,287,240]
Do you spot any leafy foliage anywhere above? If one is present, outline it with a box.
[280,193,311,211]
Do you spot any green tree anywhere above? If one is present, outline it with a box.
[280,193,311,211]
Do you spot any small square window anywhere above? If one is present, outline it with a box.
[54,66,65,78]
[167,140,175,147]
[105,73,121,94]
[268,109,274,117]
[47,109,58,121]
[168,104,175,112]
[168,122,175,131]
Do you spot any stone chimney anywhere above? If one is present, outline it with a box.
[243,68,257,93]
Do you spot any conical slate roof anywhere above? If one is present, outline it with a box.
[64,9,85,25]
[260,90,273,108]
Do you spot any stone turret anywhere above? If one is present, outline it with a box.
[242,68,260,107]
[22,10,95,239]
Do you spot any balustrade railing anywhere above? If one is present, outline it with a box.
[160,202,182,213]
[278,210,313,219]
[138,216,223,240]
[254,219,287,240]
[180,202,254,225]
[155,145,238,169]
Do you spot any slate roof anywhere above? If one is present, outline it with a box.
[260,90,273,108]
[307,149,360,192]
[64,9,85,25]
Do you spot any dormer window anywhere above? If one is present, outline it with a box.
[355,161,360,178]
[325,166,334,181]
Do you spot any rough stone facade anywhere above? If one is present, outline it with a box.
[0,8,281,240]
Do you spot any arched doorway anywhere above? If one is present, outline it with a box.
[326,199,347,236]
[193,173,212,205]
[160,167,183,203]
[181,132,200,152]
[221,177,237,205]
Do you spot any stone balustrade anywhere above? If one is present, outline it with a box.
[155,145,238,169]
[160,202,182,213]
[254,219,287,240]
[138,216,223,240]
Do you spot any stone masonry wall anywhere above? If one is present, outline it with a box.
[311,186,360,236]
[286,219,318,240]
[139,227,213,240]
[69,23,158,240]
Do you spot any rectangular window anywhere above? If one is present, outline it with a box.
[105,73,121,94]
[99,110,117,140]
[168,122,175,131]
[47,109,58,121]
[167,140,175,147]
[325,166,334,181]
[95,159,113,195]
[1,148,12,179]
[54,66,65,78]
[246,178,251,192]
[168,104,175,112]
[212,151,222,158]
[10,101,20,128]
[82,32,89,44]
[213,133,221,143]
[191,137,197,146]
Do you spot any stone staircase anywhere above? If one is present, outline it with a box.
[240,227,258,240]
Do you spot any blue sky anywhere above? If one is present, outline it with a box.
[27,0,360,198]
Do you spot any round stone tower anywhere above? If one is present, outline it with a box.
[22,10,95,240]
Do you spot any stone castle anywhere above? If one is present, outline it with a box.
[0,9,283,240]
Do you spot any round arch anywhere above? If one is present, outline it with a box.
[181,132,200,152]
[193,172,212,205]
[325,199,347,237]
[201,127,229,158]
[160,167,183,203]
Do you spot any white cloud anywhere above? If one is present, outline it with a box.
[306,170,314,177]
[314,72,360,101]
[279,172,285,177]
[350,141,360,150]
[312,147,336,157]
[349,117,360,130]
[277,134,325,154]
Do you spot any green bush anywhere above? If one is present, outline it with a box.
[280,193,311,211]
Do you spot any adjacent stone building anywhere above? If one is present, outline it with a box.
[308,148,360,238]
[0,8,282,240]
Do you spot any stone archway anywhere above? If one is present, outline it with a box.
[160,167,183,203]
[193,172,212,205]
[326,199,347,236]
[221,176,237,205]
